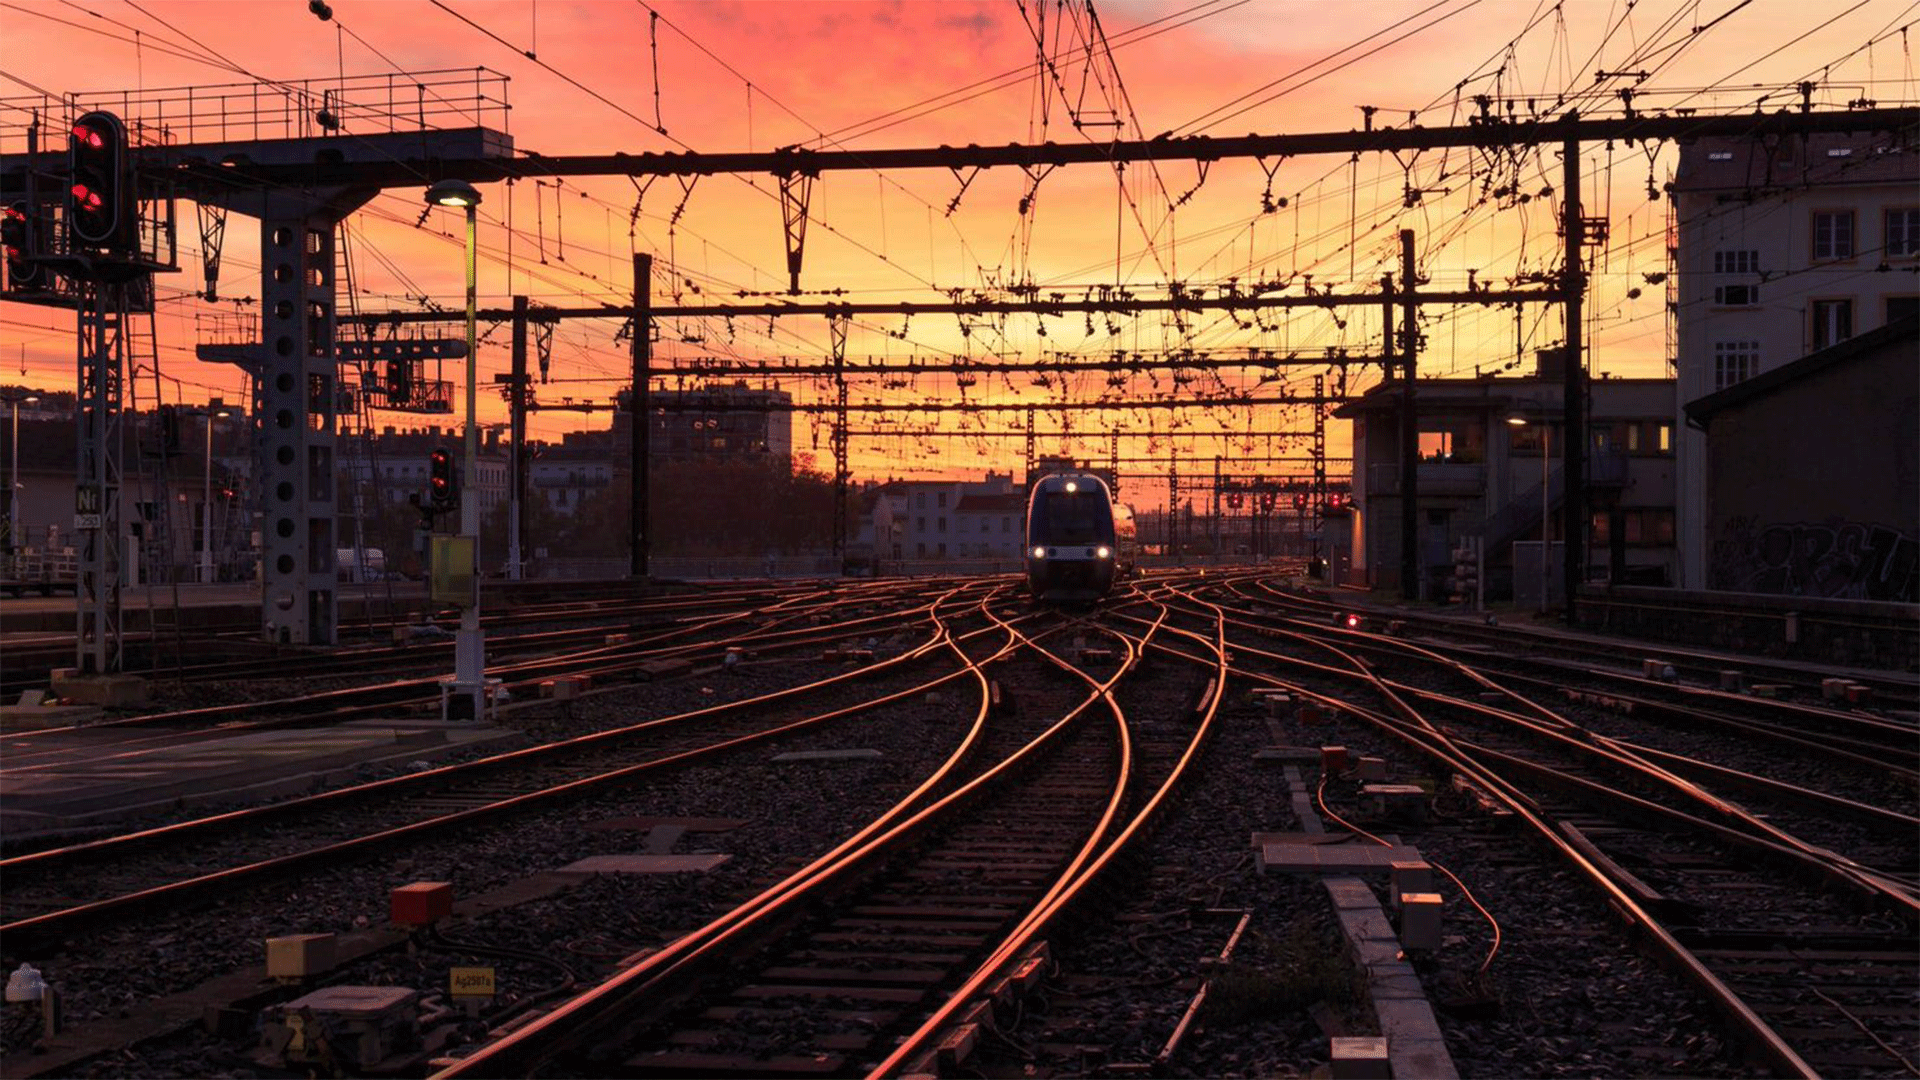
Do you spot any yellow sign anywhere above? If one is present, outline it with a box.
[450,966,495,998]
[429,535,475,603]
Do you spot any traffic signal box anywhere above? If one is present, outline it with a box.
[67,111,134,253]
[428,446,459,514]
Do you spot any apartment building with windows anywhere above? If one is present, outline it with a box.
[1671,130,1919,588]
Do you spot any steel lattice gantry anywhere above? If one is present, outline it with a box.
[186,128,513,644]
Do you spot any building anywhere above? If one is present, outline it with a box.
[1337,362,1677,601]
[1671,130,1919,588]
[357,425,510,516]
[1683,315,1917,603]
[5,403,248,583]
[864,472,1022,561]
[529,439,612,517]
[624,381,793,461]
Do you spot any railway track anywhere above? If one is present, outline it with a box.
[0,587,1027,948]
[1137,581,1920,1078]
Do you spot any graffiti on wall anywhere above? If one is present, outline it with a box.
[1710,517,1918,603]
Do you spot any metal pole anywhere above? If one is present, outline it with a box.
[456,202,486,721]
[1561,132,1585,624]
[631,253,651,579]
[8,400,18,561]
[201,415,213,583]
[1541,422,1550,614]
[509,296,527,581]
[1399,230,1419,601]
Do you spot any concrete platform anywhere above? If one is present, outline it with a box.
[0,718,516,839]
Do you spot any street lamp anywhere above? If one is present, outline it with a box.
[5,392,39,559]
[201,406,231,583]
[427,178,486,721]
[1507,406,1552,615]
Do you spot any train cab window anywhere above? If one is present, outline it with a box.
[1030,488,1106,544]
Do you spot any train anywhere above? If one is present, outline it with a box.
[1024,472,1137,601]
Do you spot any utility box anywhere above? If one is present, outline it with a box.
[390,881,453,927]
[265,934,336,979]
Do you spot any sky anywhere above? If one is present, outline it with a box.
[2,0,1914,498]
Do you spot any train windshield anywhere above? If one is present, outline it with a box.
[1031,489,1107,544]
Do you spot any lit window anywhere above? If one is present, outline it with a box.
[1812,210,1855,260]
[1826,147,1853,158]
[1887,209,1920,258]
[1658,425,1671,453]
[1713,341,1758,389]
[1707,150,1734,162]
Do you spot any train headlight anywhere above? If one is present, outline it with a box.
[1096,546,1111,559]
[1031,546,1047,559]
[1064,481,1078,493]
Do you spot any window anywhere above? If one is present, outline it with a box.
[1889,296,1920,322]
[916,493,926,509]
[957,517,970,532]
[915,516,924,532]
[1713,284,1759,306]
[1626,424,1640,452]
[1812,210,1855,260]
[1887,209,1920,258]
[937,492,947,508]
[1712,249,1759,274]
[1002,517,1012,533]
[1622,508,1676,545]
[1714,341,1758,389]
[937,517,946,533]
[1657,424,1671,454]
[1811,299,1853,350]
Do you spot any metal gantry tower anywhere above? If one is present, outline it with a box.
[72,275,130,672]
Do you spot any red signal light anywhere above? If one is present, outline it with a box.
[1344,613,1362,629]
[71,124,105,150]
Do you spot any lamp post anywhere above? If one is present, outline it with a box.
[427,178,486,721]
[1506,405,1552,614]
[200,407,230,583]
[5,392,38,560]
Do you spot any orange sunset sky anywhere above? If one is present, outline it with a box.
[3,0,1914,494]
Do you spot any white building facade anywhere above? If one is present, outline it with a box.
[1672,132,1919,588]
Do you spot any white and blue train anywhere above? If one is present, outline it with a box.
[1023,473,1137,601]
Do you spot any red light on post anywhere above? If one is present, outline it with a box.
[71,123,104,150]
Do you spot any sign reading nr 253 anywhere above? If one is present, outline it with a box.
[74,485,102,531]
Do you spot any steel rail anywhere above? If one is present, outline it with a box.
[870,581,1237,1076]
[1117,617,1821,1078]
[431,604,1130,1075]
[1148,595,1920,909]
[1,590,1046,946]
[0,586,999,879]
